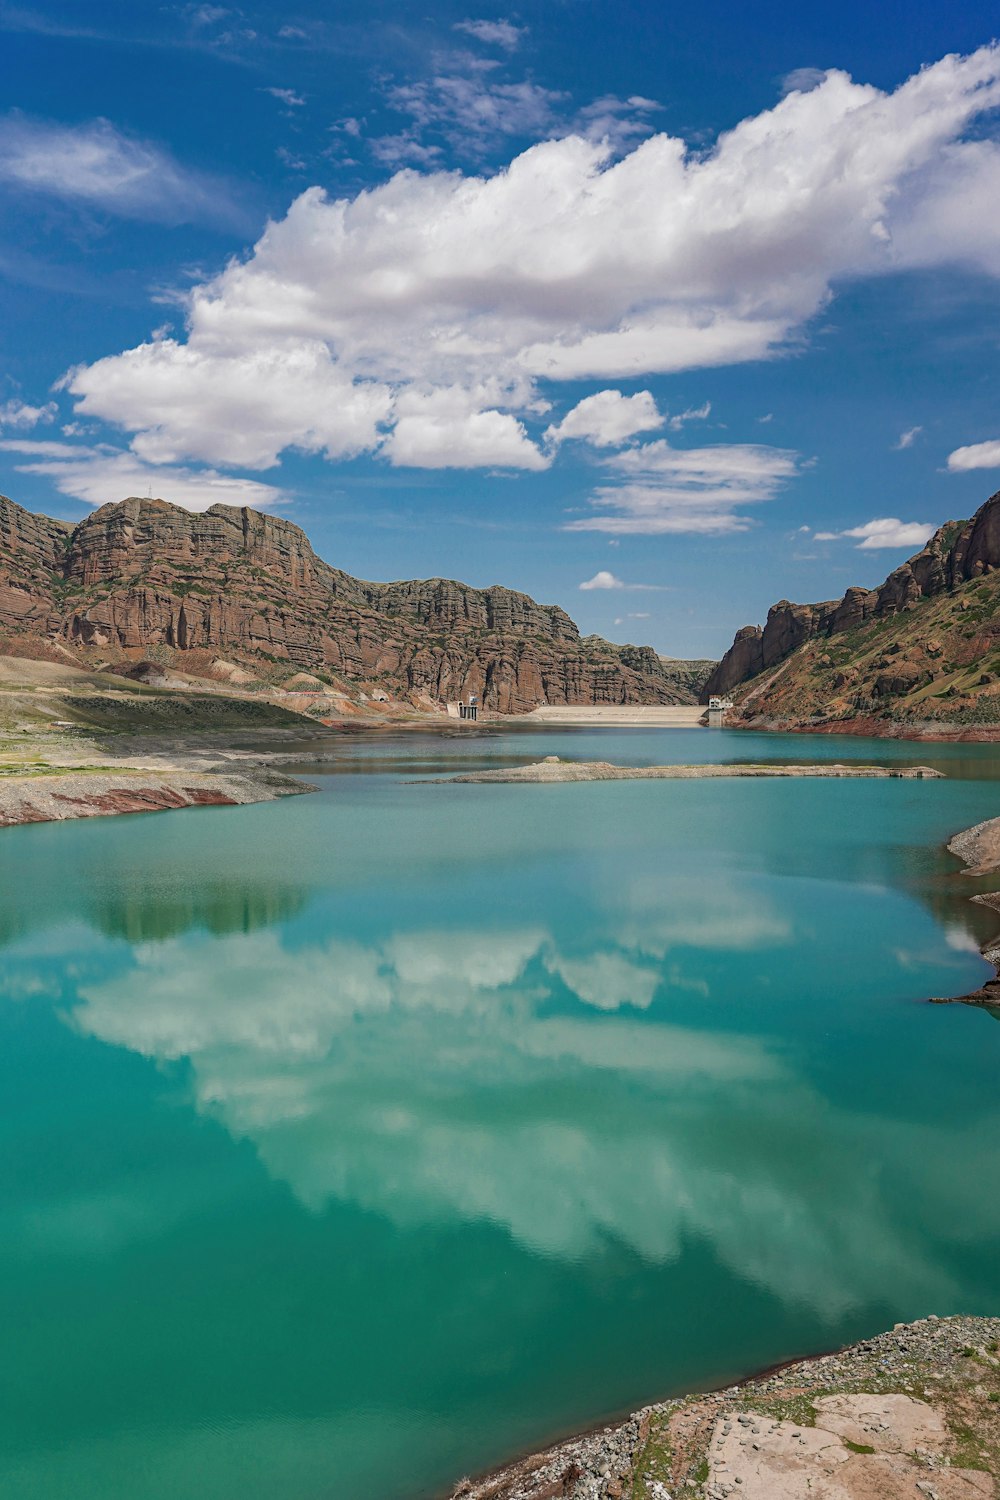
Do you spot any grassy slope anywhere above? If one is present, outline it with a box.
[732,571,1000,727]
[0,654,309,738]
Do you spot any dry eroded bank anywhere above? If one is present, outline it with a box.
[0,764,311,827]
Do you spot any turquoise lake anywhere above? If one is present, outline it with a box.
[3,726,1000,1500]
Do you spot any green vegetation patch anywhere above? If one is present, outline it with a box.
[0,763,123,779]
[946,1413,994,1472]
[63,694,306,731]
[740,1394,819,1427]
[628,1411,675,1500]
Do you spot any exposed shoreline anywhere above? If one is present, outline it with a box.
[0,762,313,827]
[929,814,1000,1008]
[443,1315,1000,1500]
[445,757,943,783]
[727,712,1000,742]
[0,735,946,830]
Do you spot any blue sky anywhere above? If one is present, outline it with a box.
[1,1,1000,657]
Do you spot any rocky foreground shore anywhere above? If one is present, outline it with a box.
[450,1316,1000,1500]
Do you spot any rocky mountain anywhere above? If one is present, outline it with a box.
[657,655,718,699]
[705,489,1000,731]
[0,493,705,714]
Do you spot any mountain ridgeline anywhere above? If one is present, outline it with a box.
[706,490,1000,730]
[0,494,708,713]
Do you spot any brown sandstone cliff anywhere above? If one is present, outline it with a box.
[0,493,71,636]
[0,494,702,714]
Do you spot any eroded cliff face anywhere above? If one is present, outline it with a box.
[0,493,71,636]
[703,491,1000,731]
[0,494,694,712]
[705,493,1000,699]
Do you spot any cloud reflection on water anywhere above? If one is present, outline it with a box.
[63,886,996,1318]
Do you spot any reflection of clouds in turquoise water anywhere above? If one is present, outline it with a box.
[63,901,1000,1320]
[944,926,982,954]
[604,873,795,957]
[386,927,546,992]
[545,949,661,1010]
[9,1182,209,1259]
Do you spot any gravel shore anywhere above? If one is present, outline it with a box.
[948,817,1000,879]
[449,1315,1000,1500]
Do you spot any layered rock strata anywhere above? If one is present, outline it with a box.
[0,494,695,713]
[0,493,71,635]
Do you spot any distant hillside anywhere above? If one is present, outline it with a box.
[657,656,716,699]
[706,489,1000,732]
[0,493,707,714]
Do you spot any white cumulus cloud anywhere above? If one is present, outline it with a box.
[0,398,57,428]
[4,441,285,511]
[63,339,393,470]
[947,439,1000,471]
[546,389,663,447]
[814,518,935,550]
[579,570,661,591]
[59,45,1000,483]
[383,387,547,469]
